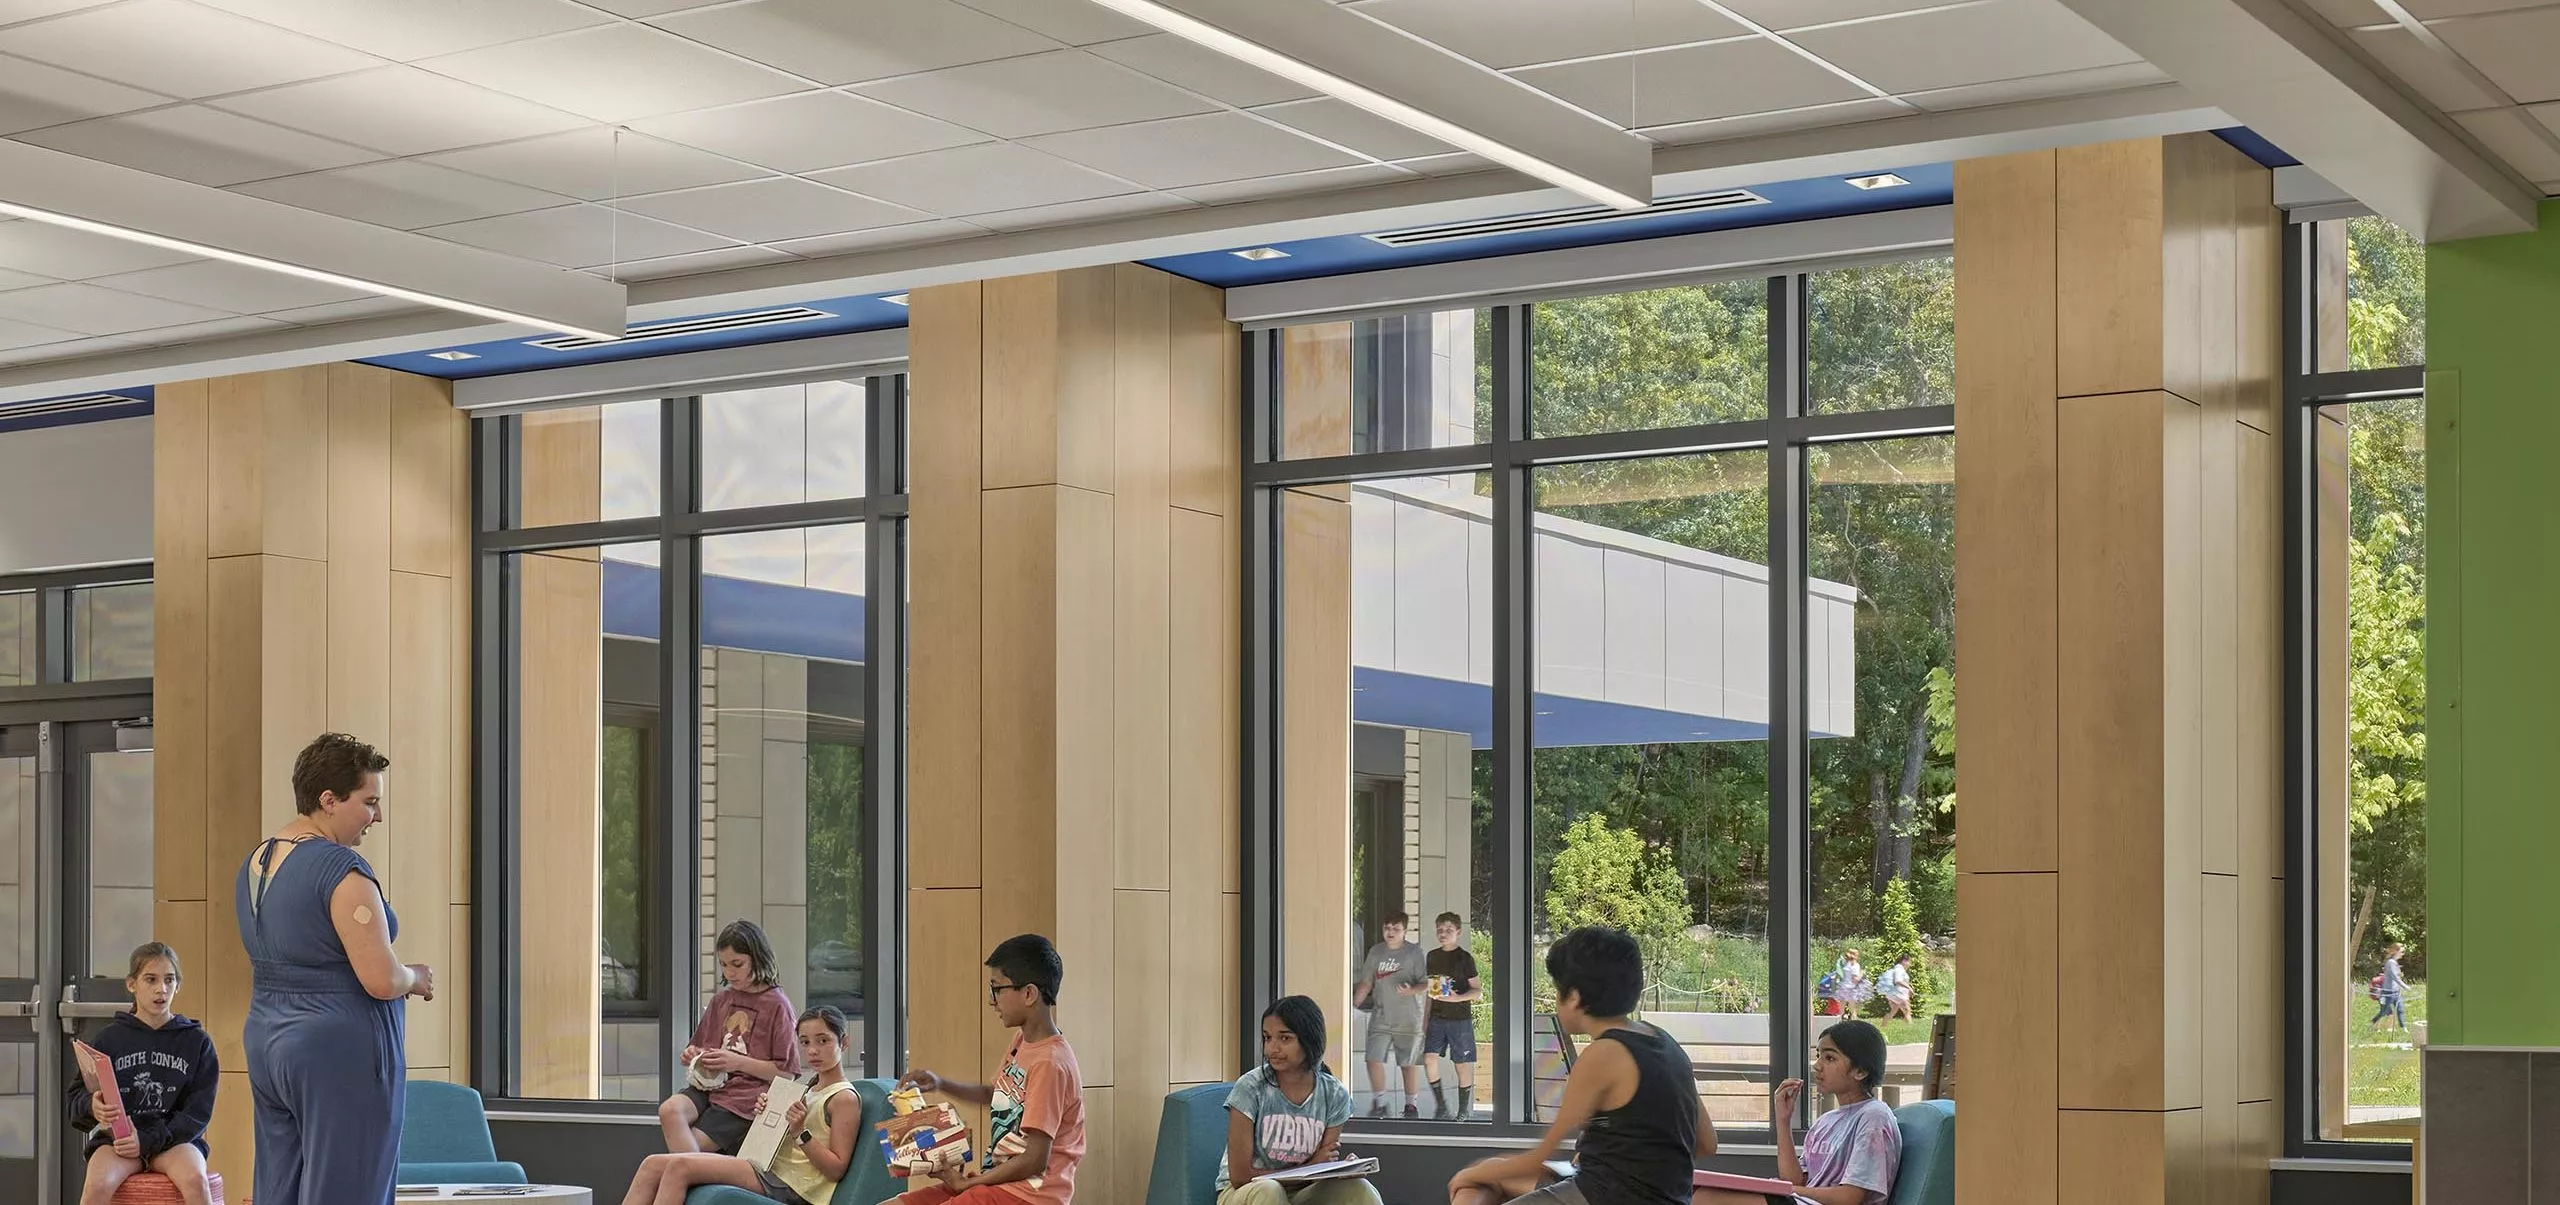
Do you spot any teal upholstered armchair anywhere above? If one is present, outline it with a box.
[1143,1082,1232,1205]
[398,1080,527,1185]
[687,1078,900,1205]
[1888,1098,1955,1205]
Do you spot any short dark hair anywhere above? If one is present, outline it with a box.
[1435,912,1463,929]
[292,733,388,816]
[715,920,781,987]
[128,942,181,980]
[1825,1019,1889,1092]
[1382,912,1410,928]
[987,933,1064,1005]
[798,1004,849,1041]
[1263,995,1328,1070]
[1545,926,1643,1018]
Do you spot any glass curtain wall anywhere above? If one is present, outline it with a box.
[2289,216,2427,1152]
[479,378,906,1105]
[1251,257,1958,1138]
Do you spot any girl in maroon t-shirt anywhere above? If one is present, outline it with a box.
[657,920,799,1155]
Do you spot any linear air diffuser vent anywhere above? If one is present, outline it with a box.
[0,393,145,421]
[528,306,835,352]
[1364,190,1770,248]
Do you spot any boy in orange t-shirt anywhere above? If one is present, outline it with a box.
[895,934,1085,1205]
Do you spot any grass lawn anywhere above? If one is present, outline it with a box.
[2347,980,2426,1110]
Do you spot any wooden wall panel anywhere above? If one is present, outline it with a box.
[979,485,1062,939]
[1280,489,1354,1072]
[326,364,393,749]
[1114,264,1172,892]
[1168,509,1233,1083]
[1955,872,2059,1205]
[1110,890,1171,1197]
[2057,391,2169,1110]
[154,380,210,905]
[516,551,603,1098]
[1167,275,1238,517]
[2056,141,2168,399]
[1953,150,2060,873]
[910,281,986,889]
[1054,485,1117,1080]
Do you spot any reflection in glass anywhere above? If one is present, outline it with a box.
[1281,311,1488,458]
[702,381,868,511]
[70,581,153,681]
[2315,397,2426,1140]
[1807,437,1954,1107]
[1531,451,1774,1125]
[1809,259,1954,415]
[1531,280,1766,436]
[701,527,869,1076]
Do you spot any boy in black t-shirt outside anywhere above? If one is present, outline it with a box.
[1423,911,1483,1119]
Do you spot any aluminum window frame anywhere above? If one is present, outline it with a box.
[1242,272,1956,1145]
[472,375,909,1111]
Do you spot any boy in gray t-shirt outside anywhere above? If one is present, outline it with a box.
[1352,912,1429,1117]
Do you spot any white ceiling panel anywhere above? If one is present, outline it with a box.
[420,24,809,123]
[2350,25,2508,113]
[1024,111,1363,189]
[0,282,236,334]
[233,159,573,229]
[1904,61,2169,114]
[1516,37,1869,128]
[1711,0,1968,31]
[2454,107,2560,181]
[612,244,797,281]
[0,220,196,278]
[969,191,1197,232]
[93,259,370,312]
[421,204,736,269]
[1352,0,1746,70]
[2432,8,2560,105]
[187,0,609,60]
[1787,0,2138,95]
[854,49,1216,138]
[651,0,1059,86]
[420,128,767,201]
[944,0,1155,45]
[0,53,168,135]
[1087,33,1315,108]
[632,91,984,174]
[0,0,381,98]
[212,66,588,157]
[613,177,928,243]
[769,220,983,258]
[808,141,1138,217]
[0,316,83,352]
[1636,97,1904,145]
[1251,97,1456,161]
[1174,162,1411,204]
[13,105,380,186]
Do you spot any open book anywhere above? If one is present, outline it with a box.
[735,1076,809,1171]
[69,1040,135,1143]
[1261,1156,1379,1184]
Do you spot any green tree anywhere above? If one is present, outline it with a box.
[1873,876,1934,1009]
[1545,814,1691,971]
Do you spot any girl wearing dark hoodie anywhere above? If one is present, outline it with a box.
[68,942,219,1205]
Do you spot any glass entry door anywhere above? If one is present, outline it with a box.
[0,718,154,1205]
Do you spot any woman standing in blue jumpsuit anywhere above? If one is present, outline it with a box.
[234,733,435,1205]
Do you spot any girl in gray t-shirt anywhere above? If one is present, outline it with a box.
[1217,996,1379,1205]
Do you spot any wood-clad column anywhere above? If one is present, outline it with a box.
[1954,133,2282,1205]
[907,264,1241,1202]
[153,363,470,1193]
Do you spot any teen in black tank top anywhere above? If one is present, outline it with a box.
[1571,1021,1700,1205]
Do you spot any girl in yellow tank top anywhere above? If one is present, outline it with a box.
[619,1006,859,1205]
